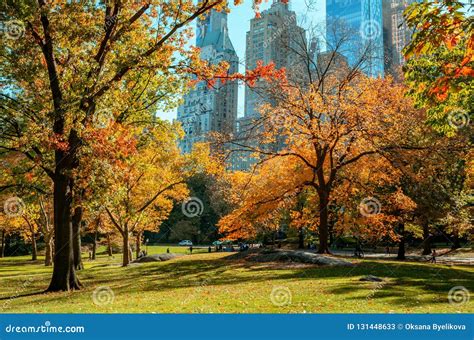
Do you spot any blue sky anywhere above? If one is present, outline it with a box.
[158,0,326,121]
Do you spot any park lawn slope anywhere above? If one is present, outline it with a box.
[0,251,472,313]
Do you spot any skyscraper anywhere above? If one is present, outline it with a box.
[232,0,306,170]
[383,0,419,76]
[177,10,239,154]
[244,0,306,117]
[326,0,385,77]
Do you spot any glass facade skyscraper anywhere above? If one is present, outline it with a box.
[326,0,385,77]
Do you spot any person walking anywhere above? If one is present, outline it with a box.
[430,249,437,263]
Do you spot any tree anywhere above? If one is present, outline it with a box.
[403,0,473,134]
[98,123,218,266]
[400,141,469,254]
[1,0,275,291]
[222,60,428,253]
[0,209,22,258]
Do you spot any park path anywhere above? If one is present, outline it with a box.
[331,250,474,265]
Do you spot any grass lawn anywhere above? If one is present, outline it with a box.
[0,246,473,313]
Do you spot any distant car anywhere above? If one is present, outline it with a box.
[179,240,193,246]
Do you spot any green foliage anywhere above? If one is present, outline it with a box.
[404,45,473,135]
[403,0,473,135]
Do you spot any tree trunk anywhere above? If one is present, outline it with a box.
[397,223,406,260]
[317,191,331,254]
[47,175,81,292]
[135,231,142,258]
[24,218,37,261]
[298,228,305,249]
[122,230,131,267]
[421,222,431,255]
[72,206,84,270]
[329,226,334,247]
[451,232,461,249]
[44,234,53,266]
[92,229,98,260]
[0,229,5,258]
[31,233,37,261]
[107,233,113,256]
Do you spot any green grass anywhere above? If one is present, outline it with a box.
[101,245,210,256]
[0,248,473,313]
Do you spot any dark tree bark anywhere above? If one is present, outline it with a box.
[107,233,113,256]
[122,230,131,266]
[451,232,461,250]
[72,206,84,270]
[0,229,5,258]
[92,228,98,260]
[421,222,431,255]
[397,223,406,260]
[298,228,305,249]
[23,216,38,261]
[31,233,37,261]
[47,175,81,292]
[36,0,81,291]
[317,190,331,254]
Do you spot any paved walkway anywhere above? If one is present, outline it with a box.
[331,250,474,265]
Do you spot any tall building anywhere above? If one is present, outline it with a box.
[244,0,306,117]
[232,0,306,171]
[177,10,239,154]
[383,0,419,76]
[326,0,385,77]
[326,0,420,78]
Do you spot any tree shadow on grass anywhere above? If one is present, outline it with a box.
[3,256,474,309]
[0,290,48,301]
